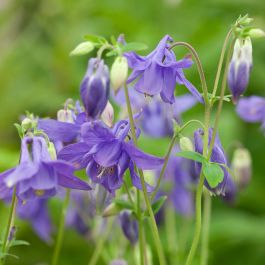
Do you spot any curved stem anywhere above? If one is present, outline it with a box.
[200,192,212,265]
[0,188,17,265]
[52,189,71,265]
[179,119,205,133]
[124,84,166,265]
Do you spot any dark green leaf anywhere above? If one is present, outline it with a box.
[203,162,224,188]
[176,151,206,163]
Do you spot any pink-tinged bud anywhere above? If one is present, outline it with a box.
[228,38,252,104]
[110,56,128,93]
[101,101,114,127]
[231,148,252,189]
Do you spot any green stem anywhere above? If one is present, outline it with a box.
[124,84,166,265]
[200,192,212,265]
[52,189,71,265]
[88,218,114,265]
[0,188,17,265]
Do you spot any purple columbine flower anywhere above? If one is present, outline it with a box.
[194,128,234,196]
[114,88,197,138]
[236,96,265,130]
[125,35,203,104]
[120,211,138,244]
[80,58,110,119]
[17,199,52,243]
[228,38,252,103]
[58,120,163,192]
[0,136,91,201]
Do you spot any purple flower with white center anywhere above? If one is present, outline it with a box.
[58,120,163,192]
[228,37,252,103]
[158,154,194,216]
[194,128,233,195]
[114,88,197,138]
[125,35,203,104]
[0,136,91,201]
[120,211,138,244]
[236,96,265,130]
[17,199,52,243]
[80,58,110,119]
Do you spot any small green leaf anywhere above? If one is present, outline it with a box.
[70,41,94,56]
[113,199,134,211]
[0,252,18,259]
[106,50,119,57]
[9,240,30,247]
[83,34,107,44]
[120,42,148,52]
[176,151,206,163]
[144,196,167,217]
[203,162,224,188]
[110,35,117,45]
[14,123,23,138]
[102,199,134,217]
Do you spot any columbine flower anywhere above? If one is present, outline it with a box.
[236,96,265,130]
[0,136,91,201]
[58,120,163,192]
[120,211,138,244]
[194,128,234,196]
[114,88,197,138]
[228,38,252,103]
[17,199,52,243]
[80,58,110,118]
[125,35,203,104]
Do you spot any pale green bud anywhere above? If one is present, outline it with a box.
[102,202,120,217]
[179,136,194,152]
[248,28,265,39]
[21,117,33,131]
[48,142,57,160]
[101,101,114,127]
[70,41,94,56]
[110,56,128,93]
[57,109,74,123]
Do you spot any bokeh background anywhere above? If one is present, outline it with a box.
[0,0,265,264]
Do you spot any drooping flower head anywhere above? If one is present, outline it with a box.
[0,136,91,201]
[120,211,138,245]
[80,58,110,119]
[125,35,203,104]
[194,128,235,197]
[58,120,164,193]
[236,96,265,131]
[228,37,253,103]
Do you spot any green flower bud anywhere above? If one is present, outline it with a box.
[231,148,252,189]
[70,41,94,56]
[110,56,128,93]
[48,142,57,160]
[21,117,33,131]
[248,28,265,39]
[179,136,194,152]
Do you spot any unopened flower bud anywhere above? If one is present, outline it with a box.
[180,136,194,151]
[228,38,252,103]
[57,109,74,123]
[48,142,57,160]
[110,56,128,93]
[248,28,265,39]
[21,117,33,131]
[70,41,94,56]
[101,101,114,127]
[80,58,110,119]
[102,202,120,217]
[231,148,252,189]
[120,211,138,245]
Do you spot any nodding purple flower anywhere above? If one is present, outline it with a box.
[0,136,91,201]
[120,211,138,245]
[236,96,265,131]
[114,88,197,138]
[158,154,194,216]
[125,35,203,104]
[17,199,52,243]
[58,120,163,192]
[194,128,234,196]
[80,58,110,119]
[228,38,252,103]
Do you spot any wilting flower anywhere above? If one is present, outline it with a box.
[228,38,253,103]
[0,136,91,201]
[114,88,197,138]
[17,199,52,243]
[236,96,265,130]
[194,128,235,196]
[80,58,110,118]
[58,120,163,192]
[125,35,203,104]
[120,211,138,244]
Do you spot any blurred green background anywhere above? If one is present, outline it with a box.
[0,0,265,264]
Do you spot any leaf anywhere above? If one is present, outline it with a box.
[0,252,18,259]
[113,199,134,211]
[70,41,94,56]
[203,162,224,188]
[144,196,167,217]
[14,123,23,138]
[102,199,134,217]
[120,42,148,52]
[83,34,107,44]
[9,240,30,247]
[105,50,118,57]
[176,151,206,163]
